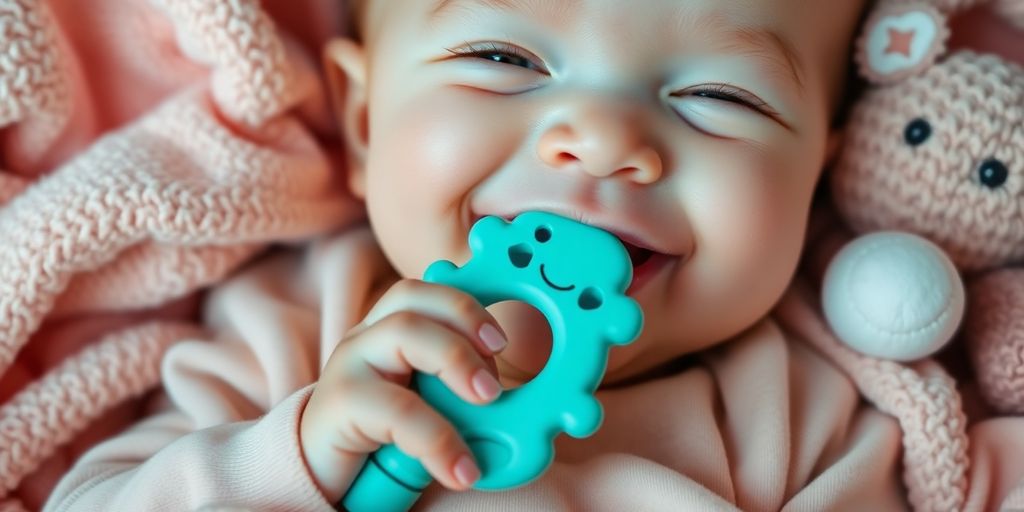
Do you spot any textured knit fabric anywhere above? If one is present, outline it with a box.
[964,270,1024,414]
[0,0,360,509]
[42,225,1024,512]
[832,0,1024,415]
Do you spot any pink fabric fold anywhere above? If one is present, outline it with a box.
[0,0,360,507]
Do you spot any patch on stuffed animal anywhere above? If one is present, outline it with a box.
[856,3,950,84]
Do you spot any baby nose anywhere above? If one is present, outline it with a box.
[536,103,663,185]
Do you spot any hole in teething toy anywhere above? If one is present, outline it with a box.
[578,287,603,310]
[485,301,553,389]
[534,226,552,243]
[508,243,533,268]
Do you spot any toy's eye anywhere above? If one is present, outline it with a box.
[978,158,1009,189]
[534,226,552,243]
[904,118,932,146]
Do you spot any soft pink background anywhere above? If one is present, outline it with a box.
[949,4,1024,63]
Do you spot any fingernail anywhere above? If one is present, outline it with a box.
[453,454,480,487]
[471,368,501,401]
[479,324,507,352]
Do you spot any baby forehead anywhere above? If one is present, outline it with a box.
[415,0,861,71]
[425,0,848,31]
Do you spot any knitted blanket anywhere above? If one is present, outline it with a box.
[0,0,360,508]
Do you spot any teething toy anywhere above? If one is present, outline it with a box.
[341,211,643,511]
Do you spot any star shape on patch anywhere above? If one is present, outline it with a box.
[885,27,916,57]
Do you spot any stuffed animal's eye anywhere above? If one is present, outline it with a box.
[978,158,1009,189]
[904,118,932,146]
[534,226,552,243]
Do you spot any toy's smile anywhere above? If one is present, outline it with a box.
[539,264,574,291]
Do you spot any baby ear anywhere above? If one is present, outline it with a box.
[324,38,370,199]
[855,2,950,84]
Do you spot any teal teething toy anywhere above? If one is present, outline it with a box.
[341,211,643,511]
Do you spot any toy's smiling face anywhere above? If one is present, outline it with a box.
[832,52,1024,271]
[479,212,632,312]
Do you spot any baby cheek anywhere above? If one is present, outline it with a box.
[742,169,810,261]
[693,151,811,292]
[367,92,528,273]
[375,91,525,191]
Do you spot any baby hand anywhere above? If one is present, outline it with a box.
[299,279,508,503]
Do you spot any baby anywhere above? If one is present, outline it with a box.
[307,0,864,499]
[44,0,887,510]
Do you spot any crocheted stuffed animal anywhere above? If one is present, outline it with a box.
[822,0,1024,413]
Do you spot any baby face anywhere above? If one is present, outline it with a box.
[332,0,865,385]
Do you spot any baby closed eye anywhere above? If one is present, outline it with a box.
[440,40,786,138]
[673,84,774,116]
[670,84,790,138]
[445,41,549,74]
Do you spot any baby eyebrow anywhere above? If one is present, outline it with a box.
[714,26,805,94]
[430,0,579,22]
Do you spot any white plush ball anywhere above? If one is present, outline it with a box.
[821,231,964,361]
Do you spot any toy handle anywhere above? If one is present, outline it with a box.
[341,443,429,511]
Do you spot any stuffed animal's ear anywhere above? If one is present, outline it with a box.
[993,0,1024,31]
[855,2,951,84]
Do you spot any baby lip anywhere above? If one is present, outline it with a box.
[598,226,673,259]
[613,231,657,253]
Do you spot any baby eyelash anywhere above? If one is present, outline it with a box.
[444,41,544,72]
[685,84,775,114]
[446,41,526,58]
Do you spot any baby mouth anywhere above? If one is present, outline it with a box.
[622,241,654,267]
[619,239,674,295]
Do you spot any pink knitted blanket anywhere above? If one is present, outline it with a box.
[0,0,360,508]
